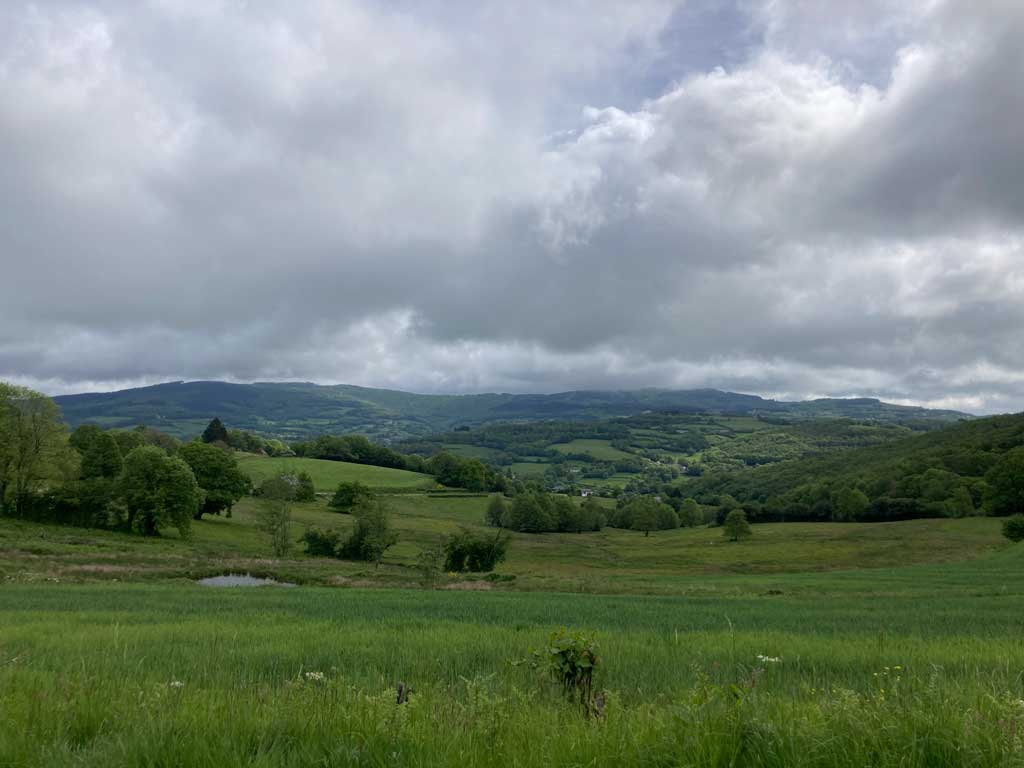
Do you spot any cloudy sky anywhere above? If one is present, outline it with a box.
[1,1,1022,413]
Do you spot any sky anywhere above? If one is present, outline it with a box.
[1,1,1022,414]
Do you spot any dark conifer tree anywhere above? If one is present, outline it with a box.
[201,417,228,444]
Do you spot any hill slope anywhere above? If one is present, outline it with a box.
[52,380,971,441]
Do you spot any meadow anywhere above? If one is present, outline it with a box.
[2,457,1022,765]
[1,543,1023,766]
[236,454,437,491]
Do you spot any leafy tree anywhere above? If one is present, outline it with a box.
[553,495,583,533]
[329,481,375,513]
[0,383,74,515]
[111,429,145,457]
[678,497,702,527]
[135,425,181,455]
[627,497,661,537]
[201,417,229,445]
[833,487,869,522]
[485,494,508,527]
[257,474,294,557]
[339,499,397,566]
[723,508,752,542]
[985,447,1024,517]
[579,495,607,531]
[415,540,445,585]
[945,485,975,518]
[117,446,199,537]
[506,492,556,532]
[70,425,123,480]
[1003,515,1024,543]
[178,442,250,519]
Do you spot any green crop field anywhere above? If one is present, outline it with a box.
[548,439,634,460]
[236,455,437,491]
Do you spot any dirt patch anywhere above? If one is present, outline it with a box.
[63,564,138,574]
[443,580,494,591]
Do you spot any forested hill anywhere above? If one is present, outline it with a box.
[52,380,972,441]
[686,411,1024,520]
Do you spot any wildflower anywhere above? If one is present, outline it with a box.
[169,681,184,689]
[756,654,782,664]
[304,671,325,682]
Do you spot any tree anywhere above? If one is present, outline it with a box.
[201,417,228,445]
[293,471,316,502]
[339,499,397,567]
[117,446,199,537]
[579,495,607,531]
[946,485,976,518]
[70,425,123,479]
[1003,515,1024,543]
[0,383,74,515]
[723,509,752,541]
[329,481,375,513]
[178,441,250,519]
[985,447,1024,517]
[485,494,508,527]
[257,474,294,557]
[553,495,583,533]
[833,487,869,522]
[678,497,702,527]
[628,497,660,537]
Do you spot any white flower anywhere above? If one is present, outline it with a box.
[169,681,184,688]
[756,654,782,664]
[304,671,325,682]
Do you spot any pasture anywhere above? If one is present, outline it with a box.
[236,454,437,491]
[2,543,1023,766]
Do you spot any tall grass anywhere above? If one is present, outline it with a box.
[2,562,1023,766]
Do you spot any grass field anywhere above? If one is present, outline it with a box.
[2,489,1022,765]
[548,438,634,460]
[236,455,437,491]
[1,543,1023,766]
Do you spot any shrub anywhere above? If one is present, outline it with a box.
[293,471,316,502]
[530,628,599,714]
[329,481,374,513]
[337,500,397,566]
[1003,515,1024,543]
[301,527,341,557]
[443,528,510,572]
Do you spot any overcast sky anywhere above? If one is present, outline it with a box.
[1,1,1022,413]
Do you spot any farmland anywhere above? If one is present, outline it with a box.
[236,454,437,492]
[1,539,1023,766]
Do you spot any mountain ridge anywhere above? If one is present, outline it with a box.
[50,380,973,442]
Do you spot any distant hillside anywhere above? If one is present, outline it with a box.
[50,381,972,442]
[686,411,1024,520]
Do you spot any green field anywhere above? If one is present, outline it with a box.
[236,454,437,491]
[548,439,634,460]
[2,542,1023,766]
[2,482,1022,765]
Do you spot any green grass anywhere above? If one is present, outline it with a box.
[510,461,550,478]
[236,454,436,491]
[2,496,1022,765]
[2,544,1023,766]
[548,439,633,460]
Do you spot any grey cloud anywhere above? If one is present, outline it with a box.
[1,0,1023,414]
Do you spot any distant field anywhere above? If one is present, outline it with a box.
[510,461,549,478]
[236,454,436,491]
[548,438,633,460]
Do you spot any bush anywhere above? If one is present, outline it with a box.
[329,481,374,513]
[337,500,397,566]
[443,528,510,572]
[301,527,342,557]
[529,628,599,715]
[1003,515,1024,543]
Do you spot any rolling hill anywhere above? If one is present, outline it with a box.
[52,380,972,442]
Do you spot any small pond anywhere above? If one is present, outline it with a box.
[196,574,297,588]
